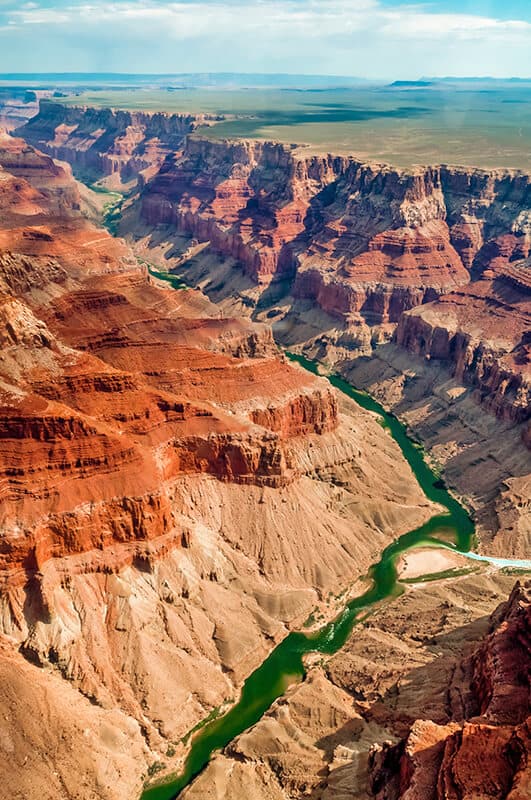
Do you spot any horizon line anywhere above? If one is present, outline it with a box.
[1,72,531,81]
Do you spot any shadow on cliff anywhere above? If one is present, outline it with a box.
[341,346,531,490]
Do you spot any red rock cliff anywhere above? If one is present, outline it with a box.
[137,140,530,425]
[140,136,348,282]
[0,134,338,579]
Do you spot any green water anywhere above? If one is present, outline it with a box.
[141,352,474,800]
[145,264,188,290]
[86,182,124,236]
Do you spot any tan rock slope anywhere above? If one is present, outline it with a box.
[0,132,437,799]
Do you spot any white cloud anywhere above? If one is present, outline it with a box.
[8,0,531,40]
[1,0,531,76]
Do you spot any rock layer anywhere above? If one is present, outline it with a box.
[0,133,342,565]
[20,104,530,432]
[125,137,530,431]
[140,136,347,282]
[396,264,531,424]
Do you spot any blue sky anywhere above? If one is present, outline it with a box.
[1,1,530,78]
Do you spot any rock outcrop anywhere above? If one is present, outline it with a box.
[176,557,528,800]
[369,581,531,800]
[140,136,347,282]
[0,133,343,565]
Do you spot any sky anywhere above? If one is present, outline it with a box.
[1,1,531,79]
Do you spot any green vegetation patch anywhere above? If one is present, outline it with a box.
[401,566,479,584]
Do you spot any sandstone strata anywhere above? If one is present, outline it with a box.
[140,137,347,282]
[396,264,531,424]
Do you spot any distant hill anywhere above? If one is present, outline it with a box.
[389,80,435,87]
[422,76,531,84]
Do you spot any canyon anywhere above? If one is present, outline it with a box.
[0,98,529,800]
[114,129,530,558]
[0,131,437,799]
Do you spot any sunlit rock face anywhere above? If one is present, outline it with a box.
[0,133,342,567]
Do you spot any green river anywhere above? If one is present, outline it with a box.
[141,351,479,799]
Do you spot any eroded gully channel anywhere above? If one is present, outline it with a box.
[137,343,531,799]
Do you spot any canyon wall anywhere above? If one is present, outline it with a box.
[19,104,529,433]
[125,136,529,431]
[395,265,531,424]
[20,100,223,185]
[0,132,344,570]
[22,99,527,555]
[140,136,348,282]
